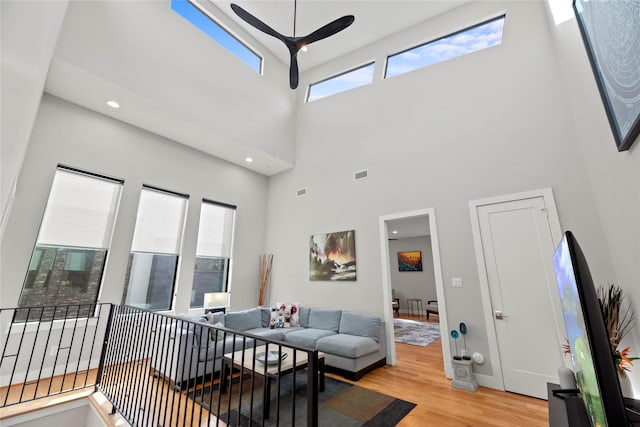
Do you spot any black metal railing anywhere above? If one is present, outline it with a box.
[0,303,321,426]
[97,305,321,427]
[0,303,112,407]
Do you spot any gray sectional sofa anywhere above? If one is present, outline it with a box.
[150,306,386,390]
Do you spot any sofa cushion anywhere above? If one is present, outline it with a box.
[176,313,209,345]
[245,327,287,341]
[284,328,336,349]
[260,308,271,327]
[316,334,379,358]
[199,333,255,362]
[339,311,381,342]
[224,308,262,331]
[299,306,311,328]
[205,311,225,326]
[308,309,342,332]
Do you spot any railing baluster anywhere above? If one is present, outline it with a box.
[1,304,324,427]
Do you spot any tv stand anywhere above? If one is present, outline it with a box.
[547,383,589,427]
[548,383,640,426]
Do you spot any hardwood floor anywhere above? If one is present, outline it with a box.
[343,313,549,426]
[1,313,549,426]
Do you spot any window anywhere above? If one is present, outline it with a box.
[384,15,506,79]
[191,200,236,308]
[171,0,262,73]
[307,62,375,102]
[123,186,188,311]
[17,166,123,321]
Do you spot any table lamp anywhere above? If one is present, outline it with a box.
[204,292,230,314]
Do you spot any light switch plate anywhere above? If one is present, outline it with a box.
[452,277,463,288]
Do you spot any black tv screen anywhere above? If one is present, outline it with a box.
[552,231,627,426]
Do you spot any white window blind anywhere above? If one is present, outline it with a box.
[38,169,122,248]
[195,202,235,257]
[130,188,188,254]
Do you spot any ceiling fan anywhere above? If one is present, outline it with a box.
[230,1,354,89]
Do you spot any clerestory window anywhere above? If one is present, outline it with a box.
[385,15,506,79]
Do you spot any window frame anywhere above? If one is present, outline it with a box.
[306,61,376,103]
[122,184,189,312]
[16,165,124,321]
[172,0,263,74]
[384,13,506,79]
[190,198,236,309]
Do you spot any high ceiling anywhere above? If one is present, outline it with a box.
[42,1,469,176]
[213,1,469,71]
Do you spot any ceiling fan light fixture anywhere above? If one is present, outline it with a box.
[230,2,354,89]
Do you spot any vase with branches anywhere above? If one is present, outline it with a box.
[258,254,273,307]
[597,283,639,373]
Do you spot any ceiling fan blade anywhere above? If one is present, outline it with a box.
[301,15,354,46]
[289,52,299,89]
[230,3,286,43]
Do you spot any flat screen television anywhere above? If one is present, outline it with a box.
[552,231,636,426]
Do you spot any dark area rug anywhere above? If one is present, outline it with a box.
[187,372,415,426]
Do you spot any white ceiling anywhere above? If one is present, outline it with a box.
[387,216,431,239]
[43,0,469,176]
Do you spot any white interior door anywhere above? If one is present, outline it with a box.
[476,194,564,399]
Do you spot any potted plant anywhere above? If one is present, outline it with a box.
[598,283,638,373]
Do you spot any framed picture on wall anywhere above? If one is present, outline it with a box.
[573,0,640,151]
[398,251,422,272]
[309,230,356,281]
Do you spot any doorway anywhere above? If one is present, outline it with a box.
[469,189,565,398]
[379,208,452,378]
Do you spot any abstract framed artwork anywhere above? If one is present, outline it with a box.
[573,0,640,151]
[309,230,356,281]
[398,251,423,272]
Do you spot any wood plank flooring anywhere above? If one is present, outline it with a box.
[1,313,549,426]
[349,313,549,426]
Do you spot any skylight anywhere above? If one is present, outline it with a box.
[171,0,262,73]
[385,15,506,79]
[307,63,375,103]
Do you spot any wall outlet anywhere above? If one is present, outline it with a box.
[452,277,463,288]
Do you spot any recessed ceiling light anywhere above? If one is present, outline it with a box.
[301,45,308,52]
[245,157,254,163]
[106,100,120,109]
[392,230,398,234]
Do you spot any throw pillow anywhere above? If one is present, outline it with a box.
[276,302,300,326]
[269,307,285,329]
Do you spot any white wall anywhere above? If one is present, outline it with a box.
[0,0,69,238]
[388,236,436,312]
[0,95,269,314]
[549,12,640,390]
[265,0,612,380]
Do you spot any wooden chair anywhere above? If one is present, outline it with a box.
[426,300,439,320]
[392,298,400,316]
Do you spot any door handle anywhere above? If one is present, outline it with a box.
[495,310,508,320]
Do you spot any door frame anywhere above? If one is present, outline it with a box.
[378,208,451,378]
[468,188,563,390]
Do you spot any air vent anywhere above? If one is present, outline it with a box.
[296,187,307,197]
[354,169,368,181]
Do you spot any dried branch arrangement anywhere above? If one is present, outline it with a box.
[258,254,273,306]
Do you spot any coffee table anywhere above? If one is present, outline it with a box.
[220,345,325,419]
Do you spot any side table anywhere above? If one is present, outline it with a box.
[407,298,423,316]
